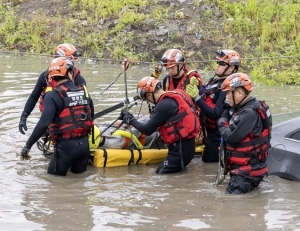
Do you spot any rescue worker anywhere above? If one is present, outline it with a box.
[118,76,200,174]
[158,48,202,91]
[18,43,85,135]
[20,57,94,176]
[186,49,241,162]
[217,73,271,194]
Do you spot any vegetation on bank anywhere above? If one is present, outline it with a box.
[0,0,299,85]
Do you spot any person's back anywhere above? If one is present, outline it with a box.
[217,73,271,194]
[18,43,86,135]
[20,57,94,176]
[186,49,241,163]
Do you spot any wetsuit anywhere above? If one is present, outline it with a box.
[194,78,227,162]
[218,97,269,194]
[131,97,196,174]
[25,80,94,176]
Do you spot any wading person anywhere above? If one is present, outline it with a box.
[18,43,85,135]
[186,49,241,162]
[217,73,271,194]
[159,48,202,91]
[118,76,200,174]
[20,57,94,176]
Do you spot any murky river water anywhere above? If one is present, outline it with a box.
[1,54,300,231]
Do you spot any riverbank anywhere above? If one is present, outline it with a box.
[0,0,299,84]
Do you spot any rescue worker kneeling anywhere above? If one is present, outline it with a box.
[20,57,94,176]
[117,76,200,174]
[88,116,166,150]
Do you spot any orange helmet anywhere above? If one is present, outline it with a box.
[48,57,74,79]
[161,49,185,68]
[216,49,241,69]
[221,73,253,92]
[54,43,81,60]
[137,76,162,100]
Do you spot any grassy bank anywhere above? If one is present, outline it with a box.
[0,0,299,85]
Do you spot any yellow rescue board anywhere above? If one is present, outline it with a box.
[92,145,204,168]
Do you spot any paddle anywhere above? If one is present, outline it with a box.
[98,71,123,95]
[94,95,140,119]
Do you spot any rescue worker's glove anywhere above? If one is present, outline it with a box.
[151,62,163,79]
[190,76,199,86]
[21,145,31,160]
[186,84,200,102]
[19,111,28,135]
[119,109,135,125]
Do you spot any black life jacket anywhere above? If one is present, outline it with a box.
[225,100,272,177]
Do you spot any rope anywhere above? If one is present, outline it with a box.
[1,50,300,65]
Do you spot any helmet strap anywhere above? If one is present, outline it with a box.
[174,64,184,77]
[232,90,249,109]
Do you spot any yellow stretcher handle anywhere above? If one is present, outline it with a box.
[112,130,143,149]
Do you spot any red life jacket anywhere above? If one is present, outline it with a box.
[165,69,201,91]
[39,68,80,112]
[201,79,222,129]
[48,83,94,143]
[225,101,272,177]
[158,89,200,144]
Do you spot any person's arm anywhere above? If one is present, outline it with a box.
[195,90,226,120]
[131,98,178,135]
[22,71,48,116]
[74,69,86,86]
[218,108,259,144]
[25,93,58,148]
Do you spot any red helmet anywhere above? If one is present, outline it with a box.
[161,49,185,68]
[221,73,253,92]
[137,76,162,100]
[54,43,81,60]
[48,57,74,79]
[216,49,241,69]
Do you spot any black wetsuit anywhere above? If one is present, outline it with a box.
[194,78,227,162]
[25,80,94,176]
[131,97,195,174]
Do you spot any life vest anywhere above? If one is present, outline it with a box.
[225,100,272,177]
[39,68,80,112]
[200,78,223,129]
[158,89,200,144]
[165,69,201,91]
[48,83,94,143]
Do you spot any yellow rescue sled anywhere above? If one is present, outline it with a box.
[91,145,204,168]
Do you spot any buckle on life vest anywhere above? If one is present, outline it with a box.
[80,113,87,120]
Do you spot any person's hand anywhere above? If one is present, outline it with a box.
[151,62,163,79]
[186,84,199,99]
[190,76,199,86]
[21,145,31,160]
[118,109,135,125]
[19,111,28,135]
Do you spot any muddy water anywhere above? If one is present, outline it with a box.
[1,54,300,231]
